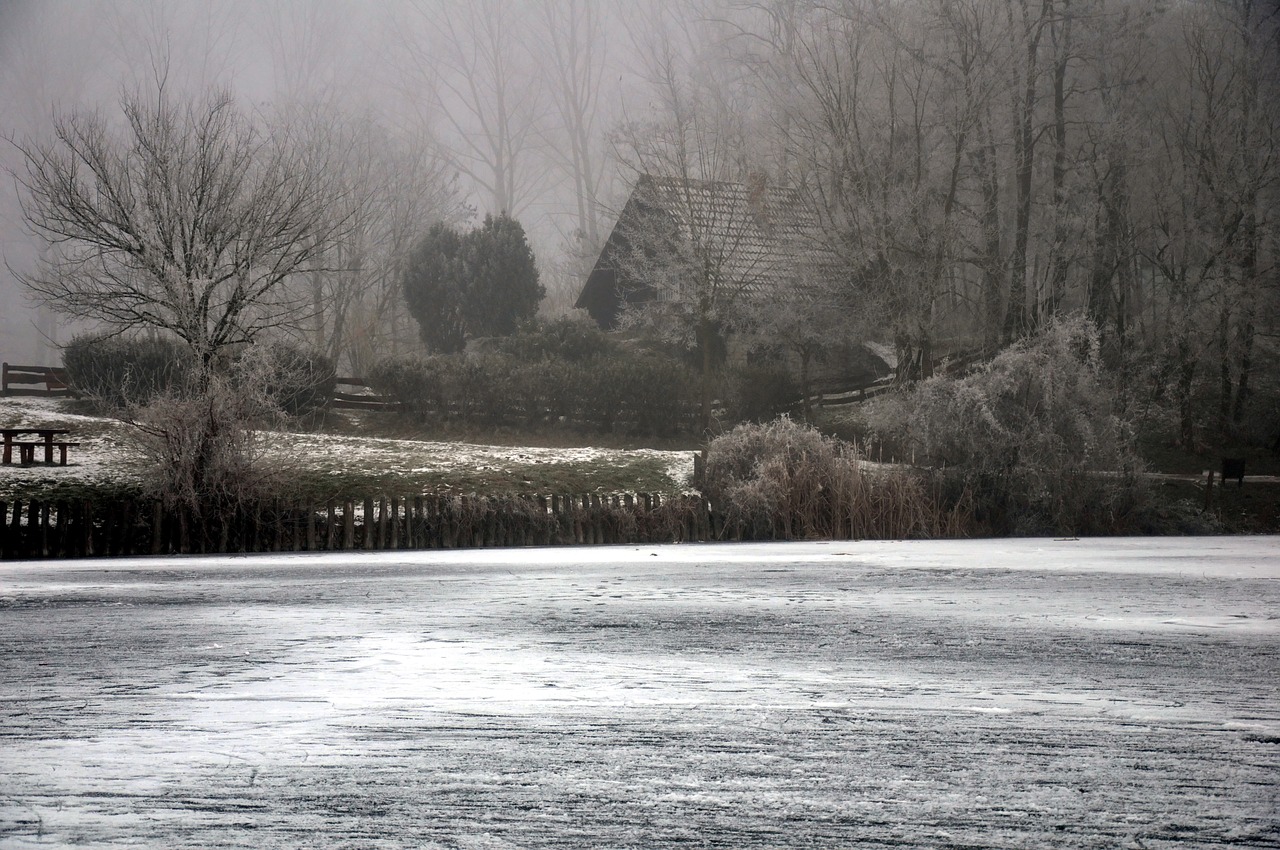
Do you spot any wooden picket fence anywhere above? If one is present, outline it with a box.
[0,492,735,560]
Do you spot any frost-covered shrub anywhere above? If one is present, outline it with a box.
[580,354,698,435]
[63,332,189,409]
[237,342,335,418]
[703,417,942,539]
[897,316,1147,534]
[371,346,698,435]
[620,355,698,436]
[126,371,282,517]
[368,355,450,416]
[582,357,632,433]
[491,314,618,363]
[451,355,518,424]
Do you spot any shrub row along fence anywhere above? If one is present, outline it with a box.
[370,355,703,436]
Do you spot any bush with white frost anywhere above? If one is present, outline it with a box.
[897,316,1147,534]
[702,417,952,539]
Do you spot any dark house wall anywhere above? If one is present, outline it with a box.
[574,193,661,329]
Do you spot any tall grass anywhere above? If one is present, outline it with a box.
[702,418,968,539]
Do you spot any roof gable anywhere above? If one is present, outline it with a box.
[633,174,818,292]
[577,174,825,327]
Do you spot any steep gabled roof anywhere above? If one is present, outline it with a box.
[576,174,823,328]
[634,174,818,294]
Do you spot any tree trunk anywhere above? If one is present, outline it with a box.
[1043,0,1071,324]
[699,317,714,435]
[1176,339,1196,448]
[799,347,813,422]
[1002,0,1046,344]
[1217,305,1232,435]
[976,118,1004,348]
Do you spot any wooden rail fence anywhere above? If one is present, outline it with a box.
[0,493,743,560]
[2,363,70,397]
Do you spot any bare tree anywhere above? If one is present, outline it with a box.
[538,0,609,250]
[11,88,347,371]
[757,1,988,379]
[395,0,545,218]
[609,13,785,432]
[274,104,467,375]
[1139,0,1279,441]
[1001,0,1051,343]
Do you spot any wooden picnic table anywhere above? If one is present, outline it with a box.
[1,428,75,465]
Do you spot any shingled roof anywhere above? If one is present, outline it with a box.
[576,174,822,329]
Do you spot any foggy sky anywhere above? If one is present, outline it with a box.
[0,0,664,363]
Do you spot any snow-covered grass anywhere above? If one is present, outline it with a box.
[0,396,696,500]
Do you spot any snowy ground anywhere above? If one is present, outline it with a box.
[1,537,1277,848]
[0,397,695,496]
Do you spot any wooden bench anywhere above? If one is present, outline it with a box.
[10,441,79,465]
[2,429,76,465]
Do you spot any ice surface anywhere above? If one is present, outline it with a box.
[1,537,1277,847]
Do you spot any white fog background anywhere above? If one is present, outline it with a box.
[0,0,688,363]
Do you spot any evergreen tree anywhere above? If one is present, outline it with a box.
[403,223,468,354]
[403,214,543,352]
[464,214,544,339]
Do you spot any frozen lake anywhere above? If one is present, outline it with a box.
[1,538,1277,848]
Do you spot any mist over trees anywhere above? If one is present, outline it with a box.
[14,88,346,369]
[670,0,1278,445]
[1,0,1276,449]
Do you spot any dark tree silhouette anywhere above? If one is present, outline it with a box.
[464,213,543,339]
[403,214,543,353]
[403,223,468,354]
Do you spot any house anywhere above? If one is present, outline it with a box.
[575,173,823,330]
[576,173,893,394]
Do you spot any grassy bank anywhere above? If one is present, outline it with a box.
[0,397,696,503]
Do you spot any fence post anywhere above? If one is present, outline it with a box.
[441,496,455,548]
[213,507,227,554]
[570,495,582,544]
[410,496,423,548]
[249,501,264,553]
[306,504,317,552]
[1,501,14,559]
[113,499,125,556]
[547,495,559,545]
[402,497,413,548]
[267,499,278,552]
[22,500,35,558]
[535,496,547,546]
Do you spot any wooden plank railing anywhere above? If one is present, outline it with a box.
[331,377,398,411]
[2,363,70,397]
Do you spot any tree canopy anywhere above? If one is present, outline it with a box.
[13,89,346,368]
[403,213,543,353]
